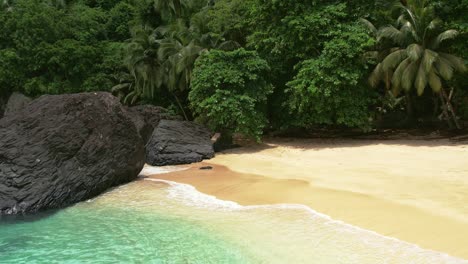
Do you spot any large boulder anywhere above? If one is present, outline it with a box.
[0,92,145,215]
[127,105,180,143]
[146,120,215,166]
[4,92,32,117]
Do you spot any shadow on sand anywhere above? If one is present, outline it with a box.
[219,132,468,155]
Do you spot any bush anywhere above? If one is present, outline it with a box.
[286,23,376,130]
[189,48,273,140]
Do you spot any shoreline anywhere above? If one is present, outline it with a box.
[149,138,468,259]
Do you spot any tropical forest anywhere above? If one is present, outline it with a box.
[0,0,467,263]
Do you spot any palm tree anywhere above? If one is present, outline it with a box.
[155,18,236,93]
[113,26,163,105]
[367,0,466,128]
[153,0,190,21]
[154,16,239,119]
[116,4,240,118]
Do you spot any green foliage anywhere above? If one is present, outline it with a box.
[0,0,127,96]
[245,1,381,130]
[0,0,466,133]
[368,0,466,96]
[189,49,273,139]
[106,1,136,40]
[118,1,240,115]
[287,23,376,129]
[0,49,23,96]
[248,1,348,59]
[434,0,468,113]
[202,0,254,46]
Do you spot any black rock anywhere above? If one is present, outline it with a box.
[127,105,181,143]
[146,120,215,166]
[199,166,213,170]
[4,92,32,117]
[0,92,145,215]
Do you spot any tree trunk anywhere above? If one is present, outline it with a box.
[172,92,189,121]
[441,88,462,129]
[439,92,454,129]
[404,93,415,126]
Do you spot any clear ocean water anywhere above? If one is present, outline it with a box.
[0,178,466,264]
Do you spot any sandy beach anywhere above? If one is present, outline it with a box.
[150,138,468,259]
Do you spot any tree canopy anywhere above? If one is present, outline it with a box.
[0,0,466,139]
[190,48,272,140]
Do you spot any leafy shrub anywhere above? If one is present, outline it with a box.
[286,23,376,130]
[189,48,273,140]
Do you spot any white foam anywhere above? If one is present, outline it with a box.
[144,178,468,263]
[149,178,243,210]
[139,165,189,176]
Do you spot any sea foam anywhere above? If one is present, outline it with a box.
[139,164,189,176]
[140,165,468,264]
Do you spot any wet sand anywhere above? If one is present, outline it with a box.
[150,138,468,259]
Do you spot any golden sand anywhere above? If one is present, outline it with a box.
[150,138,468,259]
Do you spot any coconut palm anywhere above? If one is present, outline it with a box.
[153,0,190,21]
[115,5,240,117]
[156,18,237,93]
[155,18,217,119]
[113,26,163,105]
[367,0,466,128]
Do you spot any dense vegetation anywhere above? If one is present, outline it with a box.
[1,0,466,139]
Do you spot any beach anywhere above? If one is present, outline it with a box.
[150,138,468,259]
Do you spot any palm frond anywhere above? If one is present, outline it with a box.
[391,58,411,95]
[414,61,427,95]
[439,53,466,73]
[401,59,419,91]
[434,56,454,81]
[396,3,417,31]
[378,26,406,46]
[396,15,408,27]
[382,49,407,71]
[360,18,378,35]
[428,69,442,93]
[421,49,438,73]
[406,44,423,61]
[111,83,131,93]
[426,18,441,31]
[431,30,459,49]
[369,63,384,88]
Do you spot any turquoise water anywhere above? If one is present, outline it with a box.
[0,179,466,264]
[0,183,253,263]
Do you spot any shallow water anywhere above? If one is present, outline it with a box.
[0,178,466,264]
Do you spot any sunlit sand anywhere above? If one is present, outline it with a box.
[151,138,468,259]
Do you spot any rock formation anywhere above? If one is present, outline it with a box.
[0,92,145,215]
[127,105,180,143]
[146,120,215,166]
[3,92,32,117]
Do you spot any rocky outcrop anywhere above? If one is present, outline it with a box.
[146,120,215,166]
[0,92,145,215]
[4,92,32,117]
[127,105,180,143]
